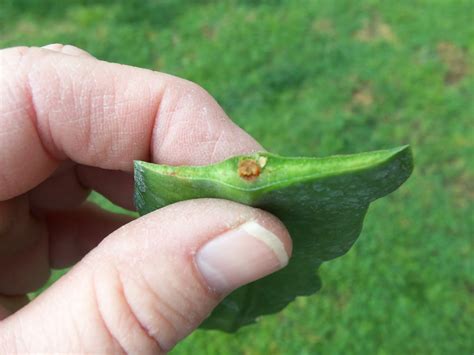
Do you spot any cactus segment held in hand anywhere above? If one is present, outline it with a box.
[134,145,413,332]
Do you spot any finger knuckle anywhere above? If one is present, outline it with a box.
[119,269,208,351]
[93,261,212,353]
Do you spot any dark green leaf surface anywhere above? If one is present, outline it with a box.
[134,146,413,332]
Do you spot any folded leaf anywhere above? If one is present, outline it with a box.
[134,145,413,332]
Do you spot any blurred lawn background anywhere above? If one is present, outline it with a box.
[1,0,473,353]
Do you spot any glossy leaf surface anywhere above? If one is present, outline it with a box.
[134,146,413,332]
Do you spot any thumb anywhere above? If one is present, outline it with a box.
[0,199,292,353]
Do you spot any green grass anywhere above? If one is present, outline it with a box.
[2,0,473,353]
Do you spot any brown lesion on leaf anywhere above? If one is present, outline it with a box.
[238,158,264,180]
[436,42,470,85]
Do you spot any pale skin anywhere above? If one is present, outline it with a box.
[0,44,292,353]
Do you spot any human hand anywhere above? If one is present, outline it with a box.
[0,44,292,353]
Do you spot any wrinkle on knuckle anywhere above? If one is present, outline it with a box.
[140,274,194,332]
[150,83,182,161]
[116,261,214,352]
[22,47,65,160]
[151,78,222,163]
[92,270,128,355]
[127,272,195,351]
[209,129,225,163]
[147,81,163,163]
[92,263,165,354]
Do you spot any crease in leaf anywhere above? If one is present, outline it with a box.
[133,145,414,332]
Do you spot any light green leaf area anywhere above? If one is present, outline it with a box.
[134,146,413,332]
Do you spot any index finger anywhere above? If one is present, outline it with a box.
[0,46,263,200]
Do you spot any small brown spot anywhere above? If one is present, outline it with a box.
[238,159,260,180]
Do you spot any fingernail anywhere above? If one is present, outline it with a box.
[196,221,289,294]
